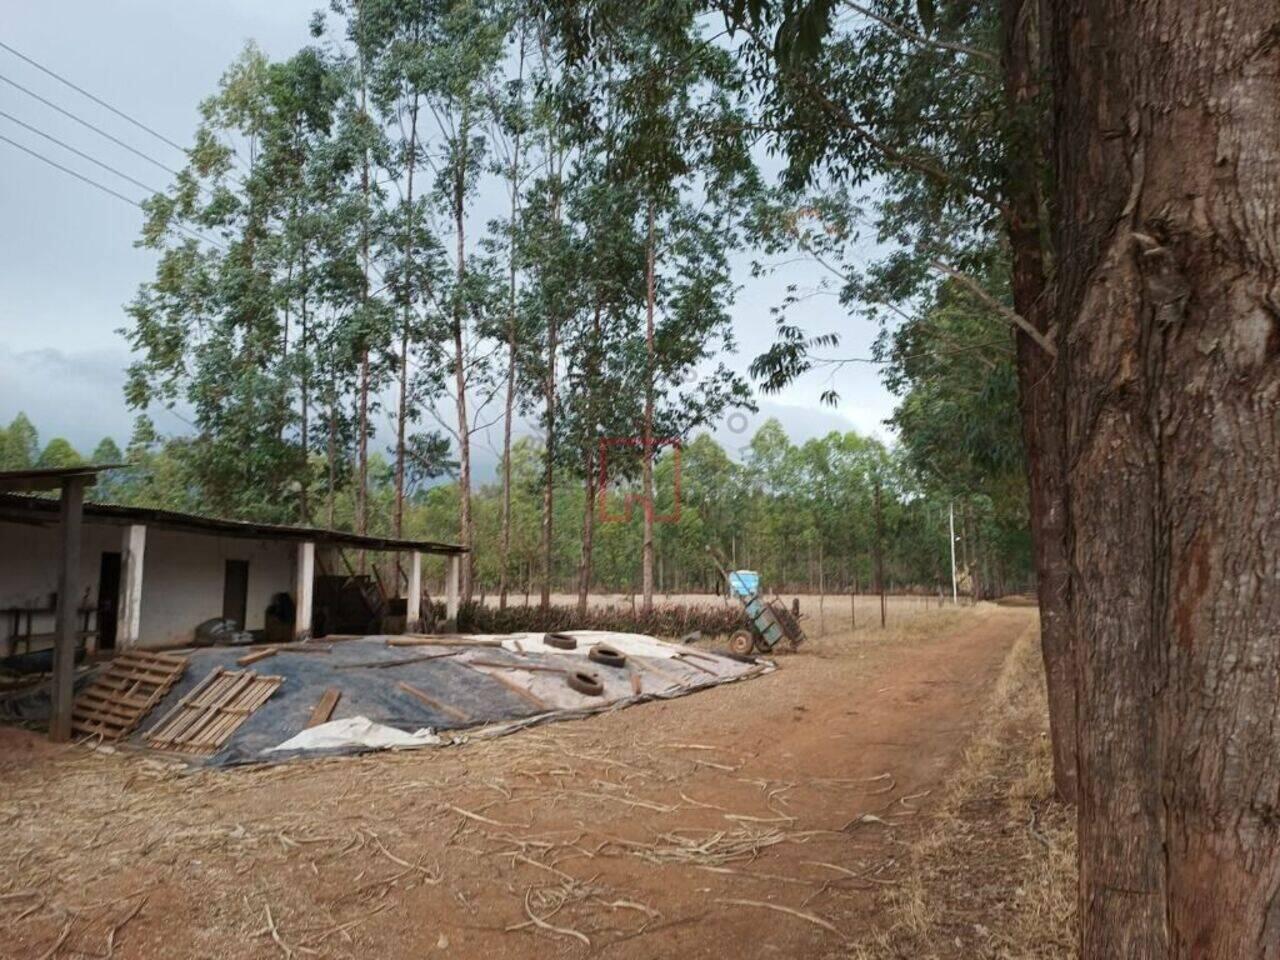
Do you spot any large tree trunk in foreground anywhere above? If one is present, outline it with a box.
[1050,0,1280,954]
[1001,0,1077,804]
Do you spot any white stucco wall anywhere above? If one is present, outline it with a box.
[0,518,298,651]
[137,528,296,647]
[0,519,122,648]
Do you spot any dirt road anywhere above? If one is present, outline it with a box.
[0,606,1034,959]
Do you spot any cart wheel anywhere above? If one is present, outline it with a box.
[754,636,773,654]
[728,630,755,657]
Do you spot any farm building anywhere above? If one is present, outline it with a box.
[0,469,466,660]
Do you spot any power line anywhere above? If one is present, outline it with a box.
[0,70,184,180]
[0,132,224,251]
[0,39,191,157]
[0,108,162,197]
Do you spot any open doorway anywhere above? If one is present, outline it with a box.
[222,559,249,629]
[97,551,121,650]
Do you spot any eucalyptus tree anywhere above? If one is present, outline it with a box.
[413,0,508,605]
[554,0,762,612]
[124,44,328,522]
[360,0,455,556]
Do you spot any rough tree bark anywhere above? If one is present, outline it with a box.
[641,201,657,615]
[451,109,474,608]
[1049,0,1280,954]
[499,28,525,612]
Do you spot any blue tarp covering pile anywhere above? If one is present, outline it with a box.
[2,633,767,767]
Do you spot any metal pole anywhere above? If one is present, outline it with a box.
[948,501,958,605]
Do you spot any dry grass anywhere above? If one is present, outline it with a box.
[846,621,1077,959]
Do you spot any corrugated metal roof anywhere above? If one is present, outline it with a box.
[0,463,126,492]
[0,490,465,555]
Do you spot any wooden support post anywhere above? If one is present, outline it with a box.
[50,476,86,743]
[407,552,423,628]
[117,524,146,650]
[445,554,461,624]
[296,541,315,641]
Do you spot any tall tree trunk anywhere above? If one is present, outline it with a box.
[576,447,596,618]
[539,314,556,610]
[576,299,604,619]
[355,43,371,567]
[641,201,657,615]
[326,369,337,530]
[538,139,563,612]
[1001,0,1078,804]
[498,27,525,612]
[1049,0,1280,954]
[393,100,419,593]
[451,134,474,606]
[298,242,309,524]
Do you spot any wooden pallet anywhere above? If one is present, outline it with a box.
[144,667,282,755]
[71,650,188,740]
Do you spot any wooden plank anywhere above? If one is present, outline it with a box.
[674,653,717,677]
[463,664,549,710]
[236,647,278,666]
[306,688,341,728]
[388,636,505,648]
[632,657,686,688]
[397,681,471,723]
[466,659,567,674]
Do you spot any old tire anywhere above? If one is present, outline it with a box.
[567,670,604,696]
[545,632,578,650]
[728,630,755,657]
[588,644,627,668]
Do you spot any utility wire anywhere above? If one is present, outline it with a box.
[0,39,191,156]
[0,71,184,179]
[0,132,224,251]
[0,108,162,197]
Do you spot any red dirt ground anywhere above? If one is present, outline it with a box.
[0,606,1033,959]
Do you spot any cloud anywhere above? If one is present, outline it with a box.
[0,344,136,452]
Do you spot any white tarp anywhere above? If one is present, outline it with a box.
[267,716,441,753]
[496,630,687,659]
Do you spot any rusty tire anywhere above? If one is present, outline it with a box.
[545,632,578,650]
[567,670,604,696]
[728,630,755,657]
[588,644,627,668]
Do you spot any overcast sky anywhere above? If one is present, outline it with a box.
[0,1,898,477]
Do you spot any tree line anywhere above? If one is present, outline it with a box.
[0,410,1033,607]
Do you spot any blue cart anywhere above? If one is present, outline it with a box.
[708,548,806,656]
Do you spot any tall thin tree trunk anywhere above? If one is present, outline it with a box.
[355,36,371,568]
[298,242,309,523]
[1049,0,1280,954]
[1001,0,1077,804]
[451,121,474,606]
[539,315,556,610]
[326,367,337,530]
[577,447,596,618]
[641,201,657,615]
[498,27,525,611]
[393,100,419,591]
